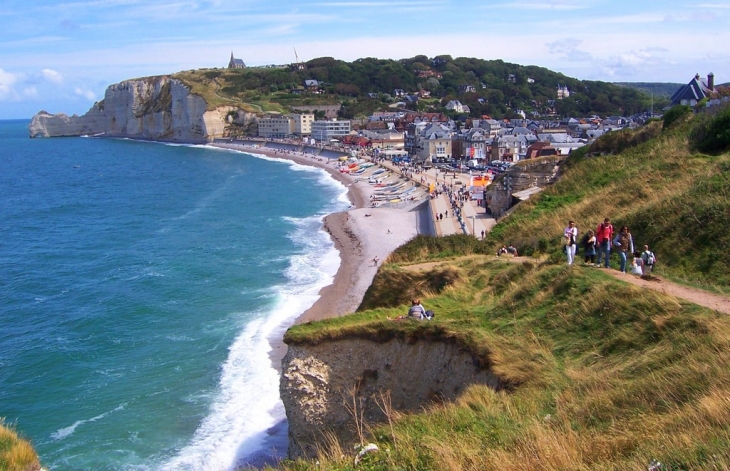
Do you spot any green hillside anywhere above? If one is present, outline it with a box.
[278,104,730,469]
[171,56,659,119]
[614,82,683,99]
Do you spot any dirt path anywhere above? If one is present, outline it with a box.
[402,256,730,315]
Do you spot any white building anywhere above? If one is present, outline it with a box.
[290,113,314,136]
[445,100,470,114]
[311,119,351,142]
[258,115,294,139]
[257,113,314,138]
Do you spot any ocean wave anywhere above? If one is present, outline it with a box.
[160,208,344,470]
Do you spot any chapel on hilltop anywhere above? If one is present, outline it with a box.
[228,52,246,69]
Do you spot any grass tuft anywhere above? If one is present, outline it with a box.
[0,420,41,471]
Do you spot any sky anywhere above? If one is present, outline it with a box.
[1,0,729,119]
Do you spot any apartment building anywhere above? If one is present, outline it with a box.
[311,119,351,142]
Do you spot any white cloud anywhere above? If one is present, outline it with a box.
[23,87,39,98]
[75,87,97,100]
[546,38,592,62]
[42,68,64,84]
[493,0,591,11]
[0,68,20,101]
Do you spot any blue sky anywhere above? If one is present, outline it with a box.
[1,0,729,119]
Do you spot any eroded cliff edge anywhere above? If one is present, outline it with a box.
[29,76,255,142]
[280,337,506,460]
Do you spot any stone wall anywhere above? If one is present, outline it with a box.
[486,158,563,217]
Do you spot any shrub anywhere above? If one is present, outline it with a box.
[689,102,730,154]
[663,104,692,130]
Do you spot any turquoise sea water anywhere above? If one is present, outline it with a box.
[0,120,348,470]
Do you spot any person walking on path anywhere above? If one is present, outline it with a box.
[582,229,597,265]
[595,218,614,268]
[563,220,578,265]
[641,245,657,274]
[613,225,635,273]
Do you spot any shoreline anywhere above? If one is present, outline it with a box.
[210,142,426,469]
[209,142,426,359]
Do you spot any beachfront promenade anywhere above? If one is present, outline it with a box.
[212,138,495,239]
[373,158,496,238]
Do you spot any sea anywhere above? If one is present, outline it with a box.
[0,119,349,470]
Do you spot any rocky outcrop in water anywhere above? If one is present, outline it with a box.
[29,77,255,142]
[280,337,504,459]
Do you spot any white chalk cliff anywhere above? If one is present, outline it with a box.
[280,337,505,459]
[29,76,254,142]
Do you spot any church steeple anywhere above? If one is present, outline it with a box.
[228,52,246,69]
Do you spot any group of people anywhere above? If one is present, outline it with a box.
[563,217,657,275]
[496,244,518,257]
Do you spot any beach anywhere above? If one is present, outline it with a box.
[209,142,427,355]
[206,142,427,468]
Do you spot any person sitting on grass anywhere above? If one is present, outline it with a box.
[389,299,426,320]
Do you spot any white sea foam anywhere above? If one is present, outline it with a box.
[51,404,126,441]
[160,208,345,470]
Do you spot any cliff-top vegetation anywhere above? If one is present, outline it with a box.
[280,104,730,469]
[0,421,41,471]
[171,55,661,120]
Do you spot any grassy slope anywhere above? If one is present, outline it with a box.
[489,117,730,293]
[283,256,730,470]
[171,69,340,114]
[0,422,40,471]
[279,112,730,470]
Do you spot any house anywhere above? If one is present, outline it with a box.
[667,73,716,108]
[458,84,476,94]
[453,128,488,160]
[228,52,246,69]
[525,142,558,159]
[445,100,470,114]
[416,69,442,79]
[304,79,321,91]
[557,85,570,100]
[492,134,530,161]
[361,128,405,150]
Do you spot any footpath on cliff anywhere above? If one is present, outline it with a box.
[403,255,730,315]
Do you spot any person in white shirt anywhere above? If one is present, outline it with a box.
[563,220,578,265]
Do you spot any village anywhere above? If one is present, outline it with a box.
[222,52,723,234]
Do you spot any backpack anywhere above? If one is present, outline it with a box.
[643,251,656,265]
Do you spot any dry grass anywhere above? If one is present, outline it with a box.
[0,421,41,471]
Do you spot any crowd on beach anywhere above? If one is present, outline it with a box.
[562,217,657,275]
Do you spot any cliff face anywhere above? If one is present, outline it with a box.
[280,337,504,459]
[29,77,255,142]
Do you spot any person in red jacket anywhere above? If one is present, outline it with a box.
[594,217,614,268]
